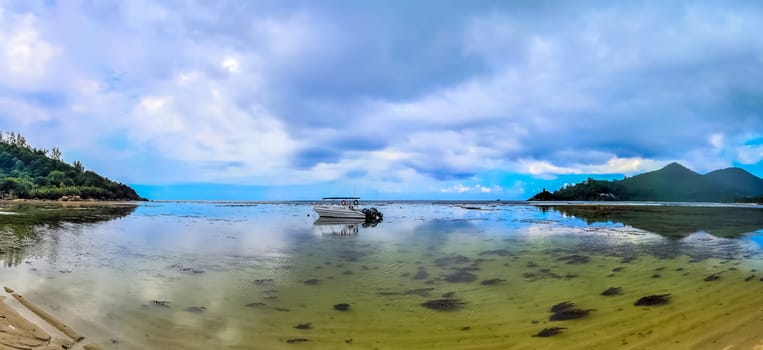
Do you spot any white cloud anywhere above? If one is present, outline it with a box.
[519,157,667,176]
[440,183,503,194]
[710,133,724,148]
[125,72,298,182]
[738,145,763,164]
[0,11,58,88]
[441,184,470,193]
[221,56,240,73]
[2,1,763,191]
[0,96,50,123]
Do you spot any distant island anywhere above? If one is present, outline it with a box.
[0,131,145,201]
[528,162,763,203]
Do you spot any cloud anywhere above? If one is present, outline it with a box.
[1,1,763,197]
[441,183,503,194]
[738,145,763,164]
[0,96,50,123]
[519,157,667,176]
[0,11,58,89]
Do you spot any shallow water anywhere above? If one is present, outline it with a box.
[1,201,763,349]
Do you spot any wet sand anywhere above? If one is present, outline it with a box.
[0,287,97,350]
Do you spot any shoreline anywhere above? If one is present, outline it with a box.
[0,199,142,206]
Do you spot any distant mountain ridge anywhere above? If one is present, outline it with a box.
[529,162,763,202]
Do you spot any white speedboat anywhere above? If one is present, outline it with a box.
[313,197,366,219]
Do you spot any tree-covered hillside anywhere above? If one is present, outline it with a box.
[0,131,145,200]
[528,162,763,203]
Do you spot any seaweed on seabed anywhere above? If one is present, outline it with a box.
[444,270,477,283]
[550,308,595,321]
[377,288,435,297]
[532,327,567,337]
[601,287,622,296]
[413,267,429,280]
[704,273,721,282]
[184,306,206,313]
[548,301,594,321]
[151,300,170,308]
[334,303,351,311]
[550,301,575,313]
[556,255,590,264]
[434,255,471,267]
[421,299,466,311]
[480,278,506,286]
[479,249,512,256]
[634,294,671,306]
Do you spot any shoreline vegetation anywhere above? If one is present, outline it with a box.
[529,162,763,203]
[0,131,146,202]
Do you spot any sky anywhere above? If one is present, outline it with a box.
[1,0,762,200]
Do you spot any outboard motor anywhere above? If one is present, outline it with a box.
[361,207,383,227]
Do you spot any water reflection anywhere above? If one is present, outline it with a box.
[0,202,137,230]
[2,202,763,349]
[313,218,363,236]
[0,202,137,266]
[542,205,763,238]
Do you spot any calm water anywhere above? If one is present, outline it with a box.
[2,201,763,349]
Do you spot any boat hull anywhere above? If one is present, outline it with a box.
[313,206,366,219]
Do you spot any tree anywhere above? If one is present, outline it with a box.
[0,131,146,200]
[0,178,20,195]
[15,134,27,148]
[50,147,62,161]
[48,170,67,186]
[73,160,84,173]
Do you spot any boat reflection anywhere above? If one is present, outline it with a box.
[313,217,365,236]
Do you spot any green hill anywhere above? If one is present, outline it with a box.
[703,167,763,199]
[529,162,763,202]
[0,132,145,201]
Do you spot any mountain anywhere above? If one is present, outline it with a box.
[0,132,146,201]
[528,162,763,202]
[703,167,763,199]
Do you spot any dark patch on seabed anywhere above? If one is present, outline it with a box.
[434,255,471,267]
[444,270,477,283]
[481,278,506,285]
[634,294,671,306]
[533,327,567,337]
[377,288,435,297]
[294,323,311,330]
[413,267,429,280]
[549,308,595,321]
[333,303,351,311]
[421,299,466,311]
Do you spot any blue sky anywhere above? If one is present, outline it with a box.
[1,0,762,200]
